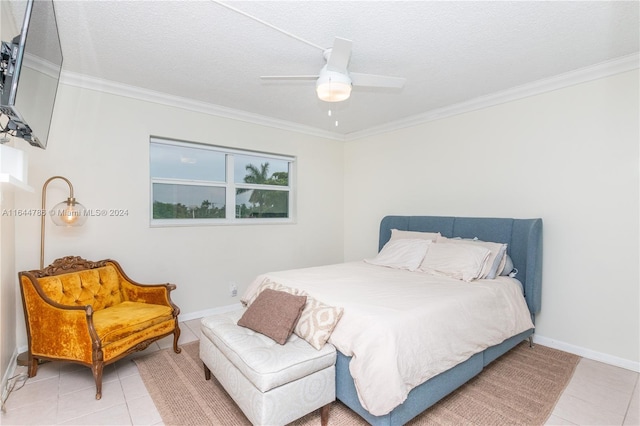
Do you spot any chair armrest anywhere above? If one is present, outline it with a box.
[120,280,177,306]
[107,260,180,316]
[19,274,96,364]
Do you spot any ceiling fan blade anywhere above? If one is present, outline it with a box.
[350,72,406,89]
[326,37,352,72]
[260,75,319,81]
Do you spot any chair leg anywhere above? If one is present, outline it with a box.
[173,322,182,354]
[25,353,39,378]
[92,361,104,400]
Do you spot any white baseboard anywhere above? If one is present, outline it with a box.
[534,334,640,373]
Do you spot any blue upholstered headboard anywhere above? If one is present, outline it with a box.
[379,216,543,319]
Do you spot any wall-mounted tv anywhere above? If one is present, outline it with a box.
[1,0,63,149]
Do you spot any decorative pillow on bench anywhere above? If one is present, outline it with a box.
[237,288,307,345]
[246,279,344,350]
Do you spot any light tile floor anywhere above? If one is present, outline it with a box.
[1,318,638,425]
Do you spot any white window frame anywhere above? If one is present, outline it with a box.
[150,137,295,226]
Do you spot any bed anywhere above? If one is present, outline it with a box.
[242,215,543,425]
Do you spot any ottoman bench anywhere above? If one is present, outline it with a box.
[200,310,337,425]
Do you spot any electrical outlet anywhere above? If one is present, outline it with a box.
[229,282,238,297]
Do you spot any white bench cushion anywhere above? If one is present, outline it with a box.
[201,309,336,393]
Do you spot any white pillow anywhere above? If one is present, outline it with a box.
[499,255,514,276]
[365,238,432,271]
[419,242,490,282]
[390,229,441,242]
[438,237,507,279]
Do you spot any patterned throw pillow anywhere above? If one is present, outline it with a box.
[294,296,344,350]
[248,278,343,350]
[244,278,289,306]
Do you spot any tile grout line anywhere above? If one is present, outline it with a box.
[621,374,639,426]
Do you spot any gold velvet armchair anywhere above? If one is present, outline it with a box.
[19,256,181,399]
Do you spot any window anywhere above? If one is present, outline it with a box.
[150,137,294,225]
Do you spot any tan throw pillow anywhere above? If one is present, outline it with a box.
[237,288,307,345]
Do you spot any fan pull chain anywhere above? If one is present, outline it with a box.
[211,1,325,52]
[327,110,339,127]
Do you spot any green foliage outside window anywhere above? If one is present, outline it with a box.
[237,162,289,218]
[153,200,225,219]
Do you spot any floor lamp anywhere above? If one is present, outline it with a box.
[40,175,87,269]
[17,176,88,367]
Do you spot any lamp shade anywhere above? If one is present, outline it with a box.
[316,69,352,102]
[40,175,88,268]
[50,198,87,227]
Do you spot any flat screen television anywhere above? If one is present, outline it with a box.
[1,0,62,149]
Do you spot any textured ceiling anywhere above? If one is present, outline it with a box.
[5,1,640,137]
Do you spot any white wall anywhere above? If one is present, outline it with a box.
[344,71,639,367]
[12,85,344,348]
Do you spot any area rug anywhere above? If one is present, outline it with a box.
[134,340,580,426]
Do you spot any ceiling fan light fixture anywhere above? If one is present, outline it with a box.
[316,70,352,102]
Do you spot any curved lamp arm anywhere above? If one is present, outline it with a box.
[40,176,87,269]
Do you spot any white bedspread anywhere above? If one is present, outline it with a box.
[242,261,534,416]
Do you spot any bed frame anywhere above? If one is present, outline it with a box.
[335,215,543,425]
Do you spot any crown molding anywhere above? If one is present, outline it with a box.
[345,53,640,141]
[59,72,346,142]
[59,53,638,143]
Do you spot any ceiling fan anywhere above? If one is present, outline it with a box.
[260,37,407,103]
